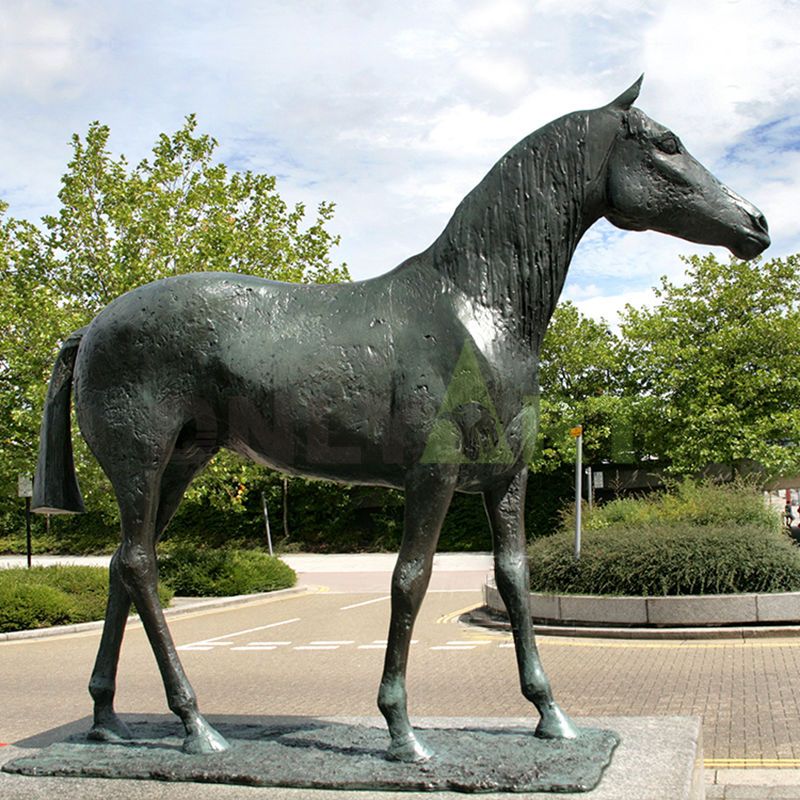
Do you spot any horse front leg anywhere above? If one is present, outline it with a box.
[378,464,457,762]
[484,469,578,739]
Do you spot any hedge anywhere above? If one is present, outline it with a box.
[0,566,173,633]
[529,481,800,596]
[157,545,296,596]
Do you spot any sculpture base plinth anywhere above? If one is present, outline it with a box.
[2,716,703,798]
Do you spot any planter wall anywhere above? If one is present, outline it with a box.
[483,580,800,628]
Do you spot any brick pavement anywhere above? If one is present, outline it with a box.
[531,636,800,762]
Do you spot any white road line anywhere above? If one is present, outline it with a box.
[357,644,387,649]
[446,640,490,646]
[177,646,214,651]
[231,646,277,651]
[340,596,391,611]
[179,617,301,648]
[248,641,291,646]
[499,643,515,648]
[294,645,339,650]
[310,640,354,645]
[430,645,476,650]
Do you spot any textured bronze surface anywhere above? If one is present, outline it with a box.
[3,720,619,793]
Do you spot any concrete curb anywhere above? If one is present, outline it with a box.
[0,586,308,643]
[482,581,800,639]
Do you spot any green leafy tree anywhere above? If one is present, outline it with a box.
[0,116,348,518]
[534,301,631,471]
[620,253,800,477]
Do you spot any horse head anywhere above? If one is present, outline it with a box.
[597,76,770,260]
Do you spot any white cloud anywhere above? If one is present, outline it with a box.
[0,0,795,303]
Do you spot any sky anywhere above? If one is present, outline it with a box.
[1,0,798,325]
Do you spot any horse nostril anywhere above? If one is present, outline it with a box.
[751,211,769,235]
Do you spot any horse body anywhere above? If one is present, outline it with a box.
[34,77,770,761]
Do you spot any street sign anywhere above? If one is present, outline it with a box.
[17,475,33,498]
[593,471,604,489]
[569,425,583,438]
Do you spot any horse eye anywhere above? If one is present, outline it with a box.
[655,134,680,155]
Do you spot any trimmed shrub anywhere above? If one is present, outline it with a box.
[529,481,800,595]
[0,565,174,633]
[566,479,780,534]
[529,524,800,596]
[158,545,296,596]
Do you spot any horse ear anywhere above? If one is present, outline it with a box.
[608,75,643,110]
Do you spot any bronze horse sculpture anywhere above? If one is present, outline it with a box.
[34,78,769,761]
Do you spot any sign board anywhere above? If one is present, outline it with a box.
[569,425,583,438]
[593,471,604,489]
[17,475,33,498]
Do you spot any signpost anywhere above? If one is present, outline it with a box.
[17,475,33,568]
[570,426,583,561]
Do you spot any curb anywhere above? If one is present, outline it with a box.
[481,581,800,640]
[0,586,308,643]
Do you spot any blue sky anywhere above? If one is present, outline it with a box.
[1,0,798,324]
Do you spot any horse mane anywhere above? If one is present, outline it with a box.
[429,111,592,348]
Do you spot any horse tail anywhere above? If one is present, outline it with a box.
[32,327,88,514]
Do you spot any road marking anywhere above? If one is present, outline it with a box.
[340,596,390,611]
[310,640,355,645]
[177,617,301,650]
[358,644,387,649]
[436,602,482,624]
[248,641,291,646]
[231,646,277,651]
[446,640,490,646]
[294,645,340,650]
[705,758,800,767]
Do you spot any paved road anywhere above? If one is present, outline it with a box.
[4,553,800,797]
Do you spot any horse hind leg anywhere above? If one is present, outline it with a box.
[87,453,215,743]
[87,548,133,742]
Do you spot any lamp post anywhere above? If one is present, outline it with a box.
[570,426,583,561]
[17,475,33,568]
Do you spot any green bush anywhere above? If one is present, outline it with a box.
[529,480,799,595]
[0,565,173,633]
[158,545,296,596]
[567,479,781,534]
[529,524,800,595]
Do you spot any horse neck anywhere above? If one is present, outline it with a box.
[429,111,605,351]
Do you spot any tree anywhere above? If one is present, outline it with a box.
[620,253,800,477]
[0,116,348,515]
[533,301,631,471]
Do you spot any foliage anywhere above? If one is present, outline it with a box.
[0,115,347,518]
[529,480,797,595]
[563,478,780,534]
[534,302,634,472]
[157,545,296,596]
[528,523,800,596]
[0,565,173,633]
[620,254,800,477]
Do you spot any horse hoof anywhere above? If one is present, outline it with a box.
[182,728,230,755]
[535,705,579,740]
[88,715,133,742]
[386,732,434,762]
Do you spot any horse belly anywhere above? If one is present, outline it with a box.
[222,348,411,487]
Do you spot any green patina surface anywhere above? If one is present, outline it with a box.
[4,720,619,793]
